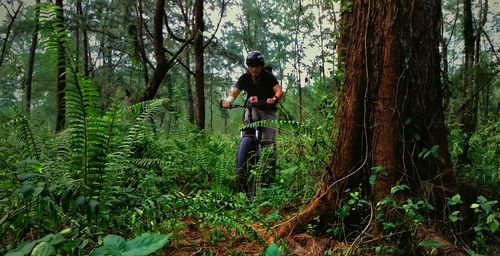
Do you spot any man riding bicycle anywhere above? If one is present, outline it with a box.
[222,51,283,196]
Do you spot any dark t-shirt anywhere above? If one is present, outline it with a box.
[235,71,279,110]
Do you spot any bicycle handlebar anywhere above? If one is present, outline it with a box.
[220,99,269,110]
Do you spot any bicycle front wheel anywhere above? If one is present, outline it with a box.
[236,136,259,197]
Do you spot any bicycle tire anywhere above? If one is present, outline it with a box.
[236,136,259,198]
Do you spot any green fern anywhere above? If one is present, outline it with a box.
[3,115,41,160]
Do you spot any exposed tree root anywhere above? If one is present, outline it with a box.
[268,186,336,243]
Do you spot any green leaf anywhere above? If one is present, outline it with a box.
[449,211,461,222]
[30,162,44,173]
[382,222,397,230]
[103,234,127,254]
[88,199,100,214]
[31,242,55,256]
[265,243,281,256]
[470,203,480,209]
[20,184,35,199]
[39,233,66,245]
[123,233,170,256]
[89,247,113,256]
[371,166,387,176]
[17,173,36,182]
[390,184,410,194]
[5,241,36,256]
[418,240,441,249]
[448,194,463,206]
[488,216,499,233]
[369,175,377,187]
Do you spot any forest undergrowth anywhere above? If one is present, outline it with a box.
[0,97,498,255]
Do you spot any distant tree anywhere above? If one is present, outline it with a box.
[25,0,40,114]
[55,0,66,132]
[193,0,205,130]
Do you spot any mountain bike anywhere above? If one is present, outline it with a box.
[223,96,269,199]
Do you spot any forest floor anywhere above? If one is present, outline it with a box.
[164,215,343,255]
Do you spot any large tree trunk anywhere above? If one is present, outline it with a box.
[25,0,40,114]
[55,0,66,133]
[193,0,205,130]
[458,0,476,165]
[272,0,456,248]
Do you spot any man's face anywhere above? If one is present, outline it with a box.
[247,65,262,78]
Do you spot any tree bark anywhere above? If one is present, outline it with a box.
[458,0,476,165]
[25,0,40,114]
[272,0,456,249]
[193,0,205,130]
[55,0,66,133]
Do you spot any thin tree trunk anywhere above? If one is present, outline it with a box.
[0,4,22,69]
[458,0,476,165]
[318,1,326,89]
[186,52,195,123]
[210,68,213,131]
[441,11,450,110]
[182,2,195,124]
[194,0,205,130]
[136,0,149,86]
[475,0,488,123]
[295,0,303,122]
[80,2,90,76]
[55,0,66,133]
[25,0,40,114]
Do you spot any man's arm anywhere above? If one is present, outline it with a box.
[266,84,283,105]
[223,87,241,108]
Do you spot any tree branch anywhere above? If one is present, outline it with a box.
[458,68,500,114]
[164,11,187,42]
[203,0,228,49]
[477,21,500,63]
[0,3,22,68]
[164,46,194,75]
[166,37,194,69]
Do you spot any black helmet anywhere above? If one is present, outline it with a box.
[246,51,265,67]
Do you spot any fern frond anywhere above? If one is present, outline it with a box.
[106,99,168,185]
[4,115,41,160]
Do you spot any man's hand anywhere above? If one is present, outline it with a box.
[222,95,235,109]
[222,100,232,109]
[266,96,278,105]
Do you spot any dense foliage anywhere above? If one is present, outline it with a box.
[0,0,498,255]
